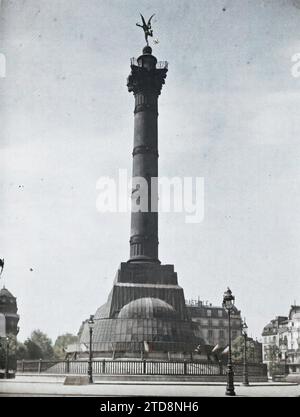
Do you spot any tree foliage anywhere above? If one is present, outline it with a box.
[232,335,261,363]
[1,330,80,367]
[24,330,54,360]
[53,333,78,359]
[265,344,281,377]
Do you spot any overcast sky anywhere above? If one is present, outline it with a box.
[1,0,300,342]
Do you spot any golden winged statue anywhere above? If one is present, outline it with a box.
[136,13,155,46]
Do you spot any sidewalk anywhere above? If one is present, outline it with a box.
[0,380,299,397]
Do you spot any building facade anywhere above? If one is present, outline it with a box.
[0,287,19,337]
[262,315,287,371]
[262,306,300,375]
[0,286,20,373]
[186,298,242,348]
[247,337,263,364]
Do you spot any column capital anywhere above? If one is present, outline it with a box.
[127,62,168,96]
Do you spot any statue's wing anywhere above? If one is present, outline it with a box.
[140,13,147,27]
[147,14,155,27]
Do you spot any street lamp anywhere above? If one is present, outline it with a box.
[242,318,249,386]
[5,336,9,379]
[87,315,95,384]
[222,287,236,396]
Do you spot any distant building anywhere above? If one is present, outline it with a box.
[262,315,288,372]
[0,286,19,336]
[248,337,263,364]
[262,306,300,375]
[186,298,242,348]
[279,306,300,374]
[0,286,20,373]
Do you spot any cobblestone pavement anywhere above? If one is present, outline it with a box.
[0,380,299,397]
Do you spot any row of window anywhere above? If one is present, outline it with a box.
[264,335,277,343]
[206,309,223,317]
[194,318,241,328]
[206,329,238,339]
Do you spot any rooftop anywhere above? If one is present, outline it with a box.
[289,305,300,320]
[262,316,288,336]
[0,286,16,299]
[185,298,241,317]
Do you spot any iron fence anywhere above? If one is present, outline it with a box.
[16,359,267,377]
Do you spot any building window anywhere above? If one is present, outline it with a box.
[207,310,211,317]
[218,310,223,317]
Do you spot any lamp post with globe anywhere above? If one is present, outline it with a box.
[87,315,95,384]
[222,287,236,396]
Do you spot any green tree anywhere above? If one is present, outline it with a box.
[24,330,54,360]
[24,338,43,359]
[266,344,280,377]
[15,341,28,360]
[53,333,78,359]
[232,335,257,363]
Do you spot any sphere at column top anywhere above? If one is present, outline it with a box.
[143,45,152,55]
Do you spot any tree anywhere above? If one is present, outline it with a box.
[265,344,281,377]
[24,338,43,359]
[15,341,28,360]
[24,330,54,360]
[53,333,78,359]
[232,335,258,363]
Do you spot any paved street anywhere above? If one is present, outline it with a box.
[0,380,299,397]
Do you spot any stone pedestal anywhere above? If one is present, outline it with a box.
[79,262,198,356]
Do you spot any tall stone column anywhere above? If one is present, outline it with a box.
[127,45,168,263]
[78,40,198,358]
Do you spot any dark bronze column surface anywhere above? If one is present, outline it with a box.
[127,46,168,263]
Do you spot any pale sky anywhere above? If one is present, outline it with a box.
[1,0,300,342]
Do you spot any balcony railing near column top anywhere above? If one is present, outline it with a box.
[130,57,168,70]
[156,61,168,70]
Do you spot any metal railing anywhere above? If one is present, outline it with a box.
[156,61,168,70]
[16,359,267,377]
[130,57,168,70]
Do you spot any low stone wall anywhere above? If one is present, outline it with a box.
[15,373,268,383]
[15,374,66,383]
